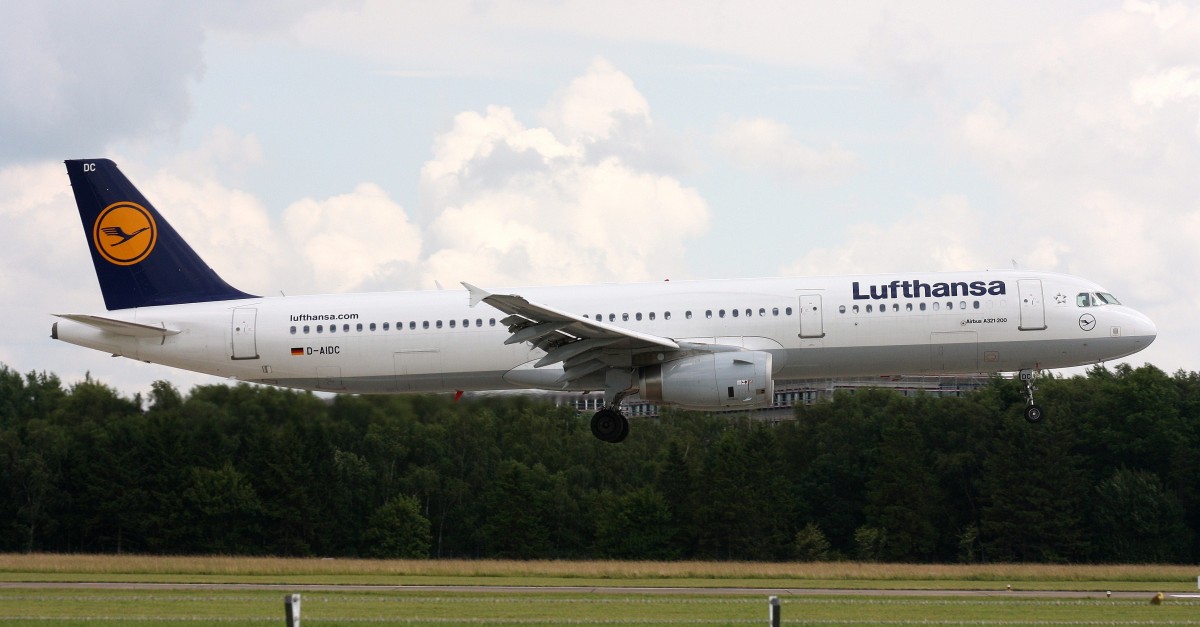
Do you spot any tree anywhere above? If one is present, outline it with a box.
[1092,468,1190,562]
[594,486,675,559]
[364,495,432,558]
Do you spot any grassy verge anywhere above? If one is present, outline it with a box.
[1,554,1197,590]
[1,589,1199,626]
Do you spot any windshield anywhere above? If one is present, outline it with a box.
[1077,292,1122,307]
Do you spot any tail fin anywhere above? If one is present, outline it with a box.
[65,159,256,310]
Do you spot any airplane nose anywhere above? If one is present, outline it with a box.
[1130,309,1157,344]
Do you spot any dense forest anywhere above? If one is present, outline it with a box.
[2,362,1198,563]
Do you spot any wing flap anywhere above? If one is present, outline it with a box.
[463,282,680,386]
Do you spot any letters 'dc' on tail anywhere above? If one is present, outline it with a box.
[65,159,256,310]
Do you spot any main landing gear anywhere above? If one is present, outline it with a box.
[591,407,630,443]
[1019,369,1044,424]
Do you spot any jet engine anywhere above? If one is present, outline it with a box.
[639,351,774,411]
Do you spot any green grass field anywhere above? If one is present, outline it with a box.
[2,555,1199,625]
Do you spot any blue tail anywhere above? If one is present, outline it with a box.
[66,159,256,310]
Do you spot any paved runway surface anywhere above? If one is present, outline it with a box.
[0,581,1177,599]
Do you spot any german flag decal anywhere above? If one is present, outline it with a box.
[291,347,304,356]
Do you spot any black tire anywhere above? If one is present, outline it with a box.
[591,409,628,443]
[1024,404,1044,424]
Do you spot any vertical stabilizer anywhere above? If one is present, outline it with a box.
[65,159,256,310]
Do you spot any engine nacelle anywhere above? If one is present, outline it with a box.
[639,351,774,411]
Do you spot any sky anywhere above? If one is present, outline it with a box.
[1,0,1197,396]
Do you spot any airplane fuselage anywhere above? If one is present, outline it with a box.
[54,270,1156,397]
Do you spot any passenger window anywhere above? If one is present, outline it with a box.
[290,326,296,334]
[636,313,642,321]
[839,305,846,314]
[933,302,940,311]
[370,323,377,331]
[649,312,656,321]
[356,323,363,332]
[731,309,739,317]
[449,320,456,328]
[772,307,779,316]
[317,325,324,333]
[759,308,766,316]
[382,322,389,331]
[892,304,899,312]
[705,310,712,319]
[745,309,752,317]
[489,318,496,326]
[685,311,692,319]
[343,324,349,332]
[664,312,671,320]
[946,302,953,310]
[623,313,629,322]
[719,309,726,318]
[973,301,980,309]
[853,305,860,313]
[905,303,913,312]
[476,319,482,327]
[436,320,443,329]
[609,314,616,322]
[462,319,469,328]
[409,321,416,330]
[303,325,310,334]
[959,301,966,310]
[920,303,927,311]
[866,304,873,313]
[785,307,793,315]
[423,321,429,329]
[330,325,337,334]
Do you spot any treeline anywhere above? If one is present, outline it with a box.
[2,363,1198,563]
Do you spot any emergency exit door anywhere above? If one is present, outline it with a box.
[799,294,825,338]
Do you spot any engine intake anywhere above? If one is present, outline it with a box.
[639,351,773,410]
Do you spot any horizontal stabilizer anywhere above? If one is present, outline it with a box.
[54,314,180,338]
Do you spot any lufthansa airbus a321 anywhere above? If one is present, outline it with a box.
[52,159,1157,442]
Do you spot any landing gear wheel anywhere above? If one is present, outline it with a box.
[1018,369,1045,424]
[591,408,629,443]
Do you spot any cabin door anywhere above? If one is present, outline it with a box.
[1017,279,1047,331]
[231,308,259,360]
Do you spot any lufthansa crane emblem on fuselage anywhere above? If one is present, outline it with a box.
[92,202,157,266]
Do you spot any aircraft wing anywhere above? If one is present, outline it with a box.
[463,282,679,384]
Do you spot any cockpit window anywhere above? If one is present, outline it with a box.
[1078,292,1122,307]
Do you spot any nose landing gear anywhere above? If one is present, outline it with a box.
[1019,369,1043,423]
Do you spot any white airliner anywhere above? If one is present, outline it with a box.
[53,159,1157,442]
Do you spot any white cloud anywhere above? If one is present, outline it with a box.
[283,184,422,293]
[714,116,859,184]
[780,195,1023,277]
[419,61,709,287]
[0,3,321,166]
[540,58,651,142]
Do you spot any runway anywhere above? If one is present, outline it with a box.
[0,581,1172,599]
